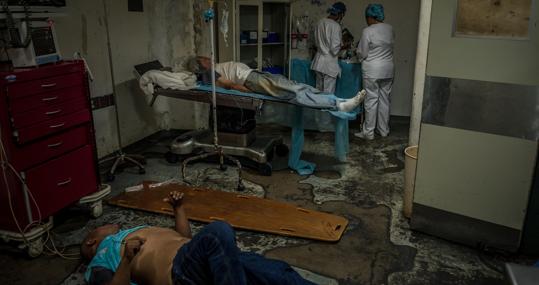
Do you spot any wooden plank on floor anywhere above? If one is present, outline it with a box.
[108,182,348,242]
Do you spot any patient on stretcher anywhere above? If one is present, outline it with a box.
[189,56,365,113]
[81,191,315,285]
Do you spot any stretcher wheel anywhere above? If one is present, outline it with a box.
[138,168,146,175]
[275,144,289,157]
[258,162,272,176]
[165,152,180,164]
[91,201,103,218]
[27,238,43,258]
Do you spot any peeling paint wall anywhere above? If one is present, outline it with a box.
[193,1,213,57]
[54,0,207,158]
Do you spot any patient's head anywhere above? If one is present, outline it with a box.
[197,56,212,71]
[187,56,212,73]
[80,224,120,263]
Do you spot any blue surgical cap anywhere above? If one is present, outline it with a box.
[328,2,347,15]
[365,4,385,22]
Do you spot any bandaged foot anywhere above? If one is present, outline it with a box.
[337,89,366,112]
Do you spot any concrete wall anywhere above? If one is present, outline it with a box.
[55,0,205,158]
[290,0,420,116]
[194,1,214,58]
[426,0,539,85]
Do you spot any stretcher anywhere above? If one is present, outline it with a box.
[149,85,291,176]
[136,60,360,176]
[135,61,293,175]
[109,181,349,241]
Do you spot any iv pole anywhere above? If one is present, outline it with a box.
[99,0,146,181]
[181,0,244,191]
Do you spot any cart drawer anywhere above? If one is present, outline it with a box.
[8,85,86,114]
[25,145,97,219]
[11,125,90,170]
[10,98,88,129]
[15,109,91,144]
[6,72,84,100]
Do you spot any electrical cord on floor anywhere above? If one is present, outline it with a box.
[0,125,80,260]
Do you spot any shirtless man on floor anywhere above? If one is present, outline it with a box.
[81,191,314,285]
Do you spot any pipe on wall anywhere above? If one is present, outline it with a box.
[405,0,432,215]
[408,0,432,146]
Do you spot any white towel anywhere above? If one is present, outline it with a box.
[139,70,198,96]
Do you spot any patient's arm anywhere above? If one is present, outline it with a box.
[165,191,192,238]
[88,238,145,285]
[217,78,252,93]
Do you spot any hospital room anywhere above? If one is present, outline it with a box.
[0,0,538,284]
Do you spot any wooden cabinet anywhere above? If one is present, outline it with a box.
[0,60,99,231]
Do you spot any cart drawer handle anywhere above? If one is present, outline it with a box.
[41,83,57,88]
[57,178,72,186]
[47,141,63,148]
[49,123,65,129]
[45,109,62,115]
[42,96,58,102]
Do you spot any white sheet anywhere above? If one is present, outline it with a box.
[139,70,197,96]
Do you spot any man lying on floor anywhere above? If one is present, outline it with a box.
[189,56,365,113]
[81,191,315,285]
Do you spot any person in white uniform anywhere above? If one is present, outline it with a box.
[311,2,347,94]
[355,4,395,140]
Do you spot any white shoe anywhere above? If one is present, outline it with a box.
[354,132,374,140]
[337,89,367,112]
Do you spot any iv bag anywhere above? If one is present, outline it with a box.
[220,9,229,47]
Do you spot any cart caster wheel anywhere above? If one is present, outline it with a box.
[276,144,289,157]
[91,201,103,218]
[237,183,245,192]
[106,173,115,182]
[258,163,272,176]
[138,168,146,175]
[219,165,227,171]
[165,152,179,164]
[27,238,43,258]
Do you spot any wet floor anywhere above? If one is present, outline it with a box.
[0,118,526,285]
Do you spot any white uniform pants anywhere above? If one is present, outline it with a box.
[315,71,337,94]
[362,78,393,137]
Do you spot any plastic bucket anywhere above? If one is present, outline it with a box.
[404,145,418,218]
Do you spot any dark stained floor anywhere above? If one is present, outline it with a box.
[0,118,531,285]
